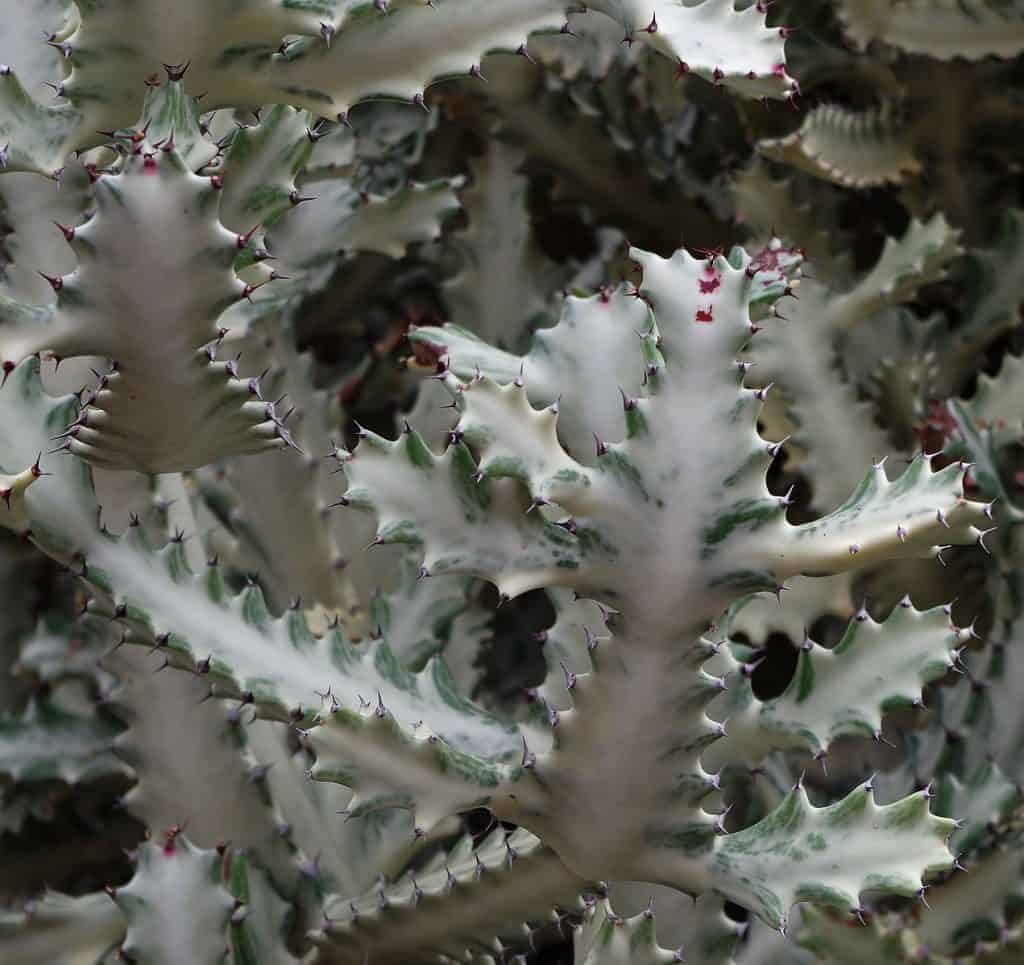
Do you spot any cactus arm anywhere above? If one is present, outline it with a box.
[337,425,590,599]
[46,141,291,470]
[764,374,889,514]
[441,142,570,347]
[706,600,967,770]
[0,891,124,964]
[947,399,1023,521]
[935,760,1021,854]
[0,69,80,178]
[724,573,857,646]
[534,591,612,710]
[584,1,795,99]
[315,828,587,964]
[2,1,796,178]
[735,917,817,965]
[88,476,314,895]
[0,0,73,99]
[969,600,1024,786]
[114,834,236,965]
[573,894,744,965]
[758,104,920,189]
[795,906,908,964]
[946,351,1024,518]
[236,2,577,117]
[751,214,961,510]
[199,324,359,613]
[77,0,794,121]
[709,783,954,931]
[9,610,115,700]
[834,215,962,328]
[912,844,1024,956]
[471,56,726,254]
[242,718,425,908]
[217,104,314,235]
[935,209,1024,395]
[410,286,652,456]
[268,175,462,282]
[305,667,539,832]
[409,325,528,393]
[0,548,45,715]
[370,555,478,671]
[838,0,1024,60]
[0,695,127,784]
[226,851,300,965]
[798,845,1024,961]
[755,455,985,580]
[104,647,301,892]
[950,351,1024,448]
[0,164,90,306]
[0,93,296,472]
[97,558,531,835]
[963,209,1024,338]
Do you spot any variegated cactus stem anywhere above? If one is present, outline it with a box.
[1,6,1022,965]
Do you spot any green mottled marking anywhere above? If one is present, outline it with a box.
[240,585,271,630]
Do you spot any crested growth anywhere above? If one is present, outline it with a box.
[0,1,1022,963]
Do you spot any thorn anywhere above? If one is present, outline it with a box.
[713,804,733,834]
[593,433,609,457]
[560,661,576,691]
[873,729,895,748]
[163,61,190,81]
